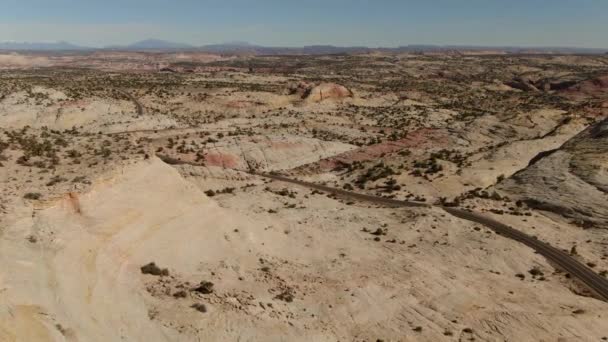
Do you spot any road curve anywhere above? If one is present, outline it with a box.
[252,171,608,301]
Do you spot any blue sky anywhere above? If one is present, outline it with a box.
[0,0,606,47]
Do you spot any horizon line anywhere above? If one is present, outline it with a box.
[1,39,608,51]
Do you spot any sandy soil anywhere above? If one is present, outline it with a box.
[1,53,608,341]
[1,158,607,341]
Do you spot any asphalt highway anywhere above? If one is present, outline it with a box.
[254,171,608,301]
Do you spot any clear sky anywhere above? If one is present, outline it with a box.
[0,0,606,48]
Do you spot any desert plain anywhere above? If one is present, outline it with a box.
[0,51,608,341]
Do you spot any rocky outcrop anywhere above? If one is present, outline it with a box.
[498,117,608,227]
[506,75,581,93]
[561,74,608,100]
[506,76,541,92]
[305,83,353,102]
[286,82,353,102]
[285,81,315,98]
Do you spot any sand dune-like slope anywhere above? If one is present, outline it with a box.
[0,87,178,133]
[0,159,224,341]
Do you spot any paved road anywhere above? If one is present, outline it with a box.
[253,171,608,301]
[103,87,608,301]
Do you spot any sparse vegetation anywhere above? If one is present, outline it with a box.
[1,50,607,342]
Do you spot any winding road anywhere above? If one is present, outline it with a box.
[104,87,608,303]
[251,171,608,301]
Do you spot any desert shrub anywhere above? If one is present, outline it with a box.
[23,192,42,200]
[191,303,207,313]
[192,281,214,294]
[140,262,169,276]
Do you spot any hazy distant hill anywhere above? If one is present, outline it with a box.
[0,39,606,54]
[107,39,196,50]
[0,41,88,51]
[198,43,372,55]
[198,41,259,53]
[197,43,608,55]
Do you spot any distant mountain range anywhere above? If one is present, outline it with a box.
[105,39,195,50]
[1,39,607,55]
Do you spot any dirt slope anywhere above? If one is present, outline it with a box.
[2,158,608,341]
